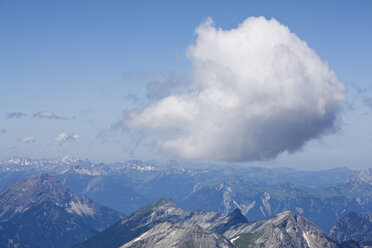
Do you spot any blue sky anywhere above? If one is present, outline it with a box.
[0,0,371,170]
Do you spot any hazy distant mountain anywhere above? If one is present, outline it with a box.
[75,198,338,248]
[327,212,372,245]
[0,174,123,248]
[1,157,370,232]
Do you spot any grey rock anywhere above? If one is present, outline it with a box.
[120,222,234,248]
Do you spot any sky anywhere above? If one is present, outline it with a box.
[0,0,371,170]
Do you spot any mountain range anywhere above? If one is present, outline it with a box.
[75,198,339,248]
[0,167,371,247]
[0,157,371,233]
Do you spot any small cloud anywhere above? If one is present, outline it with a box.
[55,132,80,144]
[21,136,35,144]
[33,111,62,119]
[1,129,6,134]
[6,112,27,119]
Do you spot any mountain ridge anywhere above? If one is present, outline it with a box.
[75,198,339,248]
[0,174,123,248]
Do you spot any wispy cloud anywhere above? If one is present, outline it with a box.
[21,136,35,144]
[6,112,27,119]
[55,132,80,144]
[32,111,75,120]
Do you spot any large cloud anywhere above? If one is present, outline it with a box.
[124,17,345,162]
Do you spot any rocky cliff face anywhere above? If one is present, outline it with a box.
[0,174,123,248]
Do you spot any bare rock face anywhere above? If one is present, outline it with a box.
[120,222,234,248]
[225,211,338,248]
[0,174,123,248]
[347,169,372,185]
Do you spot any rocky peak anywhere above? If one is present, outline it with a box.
[122,198,183,227]
[347,168,372,185]
[0,174,123,248]
[0,174,72,220]
[225,210,338,248]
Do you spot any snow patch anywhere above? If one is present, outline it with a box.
[230,236,240,243]
[302,232,313,248]
[136,165,156,171]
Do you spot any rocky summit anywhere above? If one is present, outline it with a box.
[225,210,338,248]
[75,198,339,248]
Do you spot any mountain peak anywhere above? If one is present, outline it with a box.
[0,174,123,248]
[32,173,59,183]
[152,197,176,207]
[225,210,338,248]
[0,174,70,221]
[347,168,372,185]
[16,173,66,194]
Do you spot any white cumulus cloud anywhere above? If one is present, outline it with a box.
[55,132,80,144]
[124,17,346,162]
[21,136,35,144]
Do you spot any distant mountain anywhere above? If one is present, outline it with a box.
[75,198,338,248]
[1,157,370,232]
[0,174,123,248]
[0,157,353,189]
[327,212,372,245]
